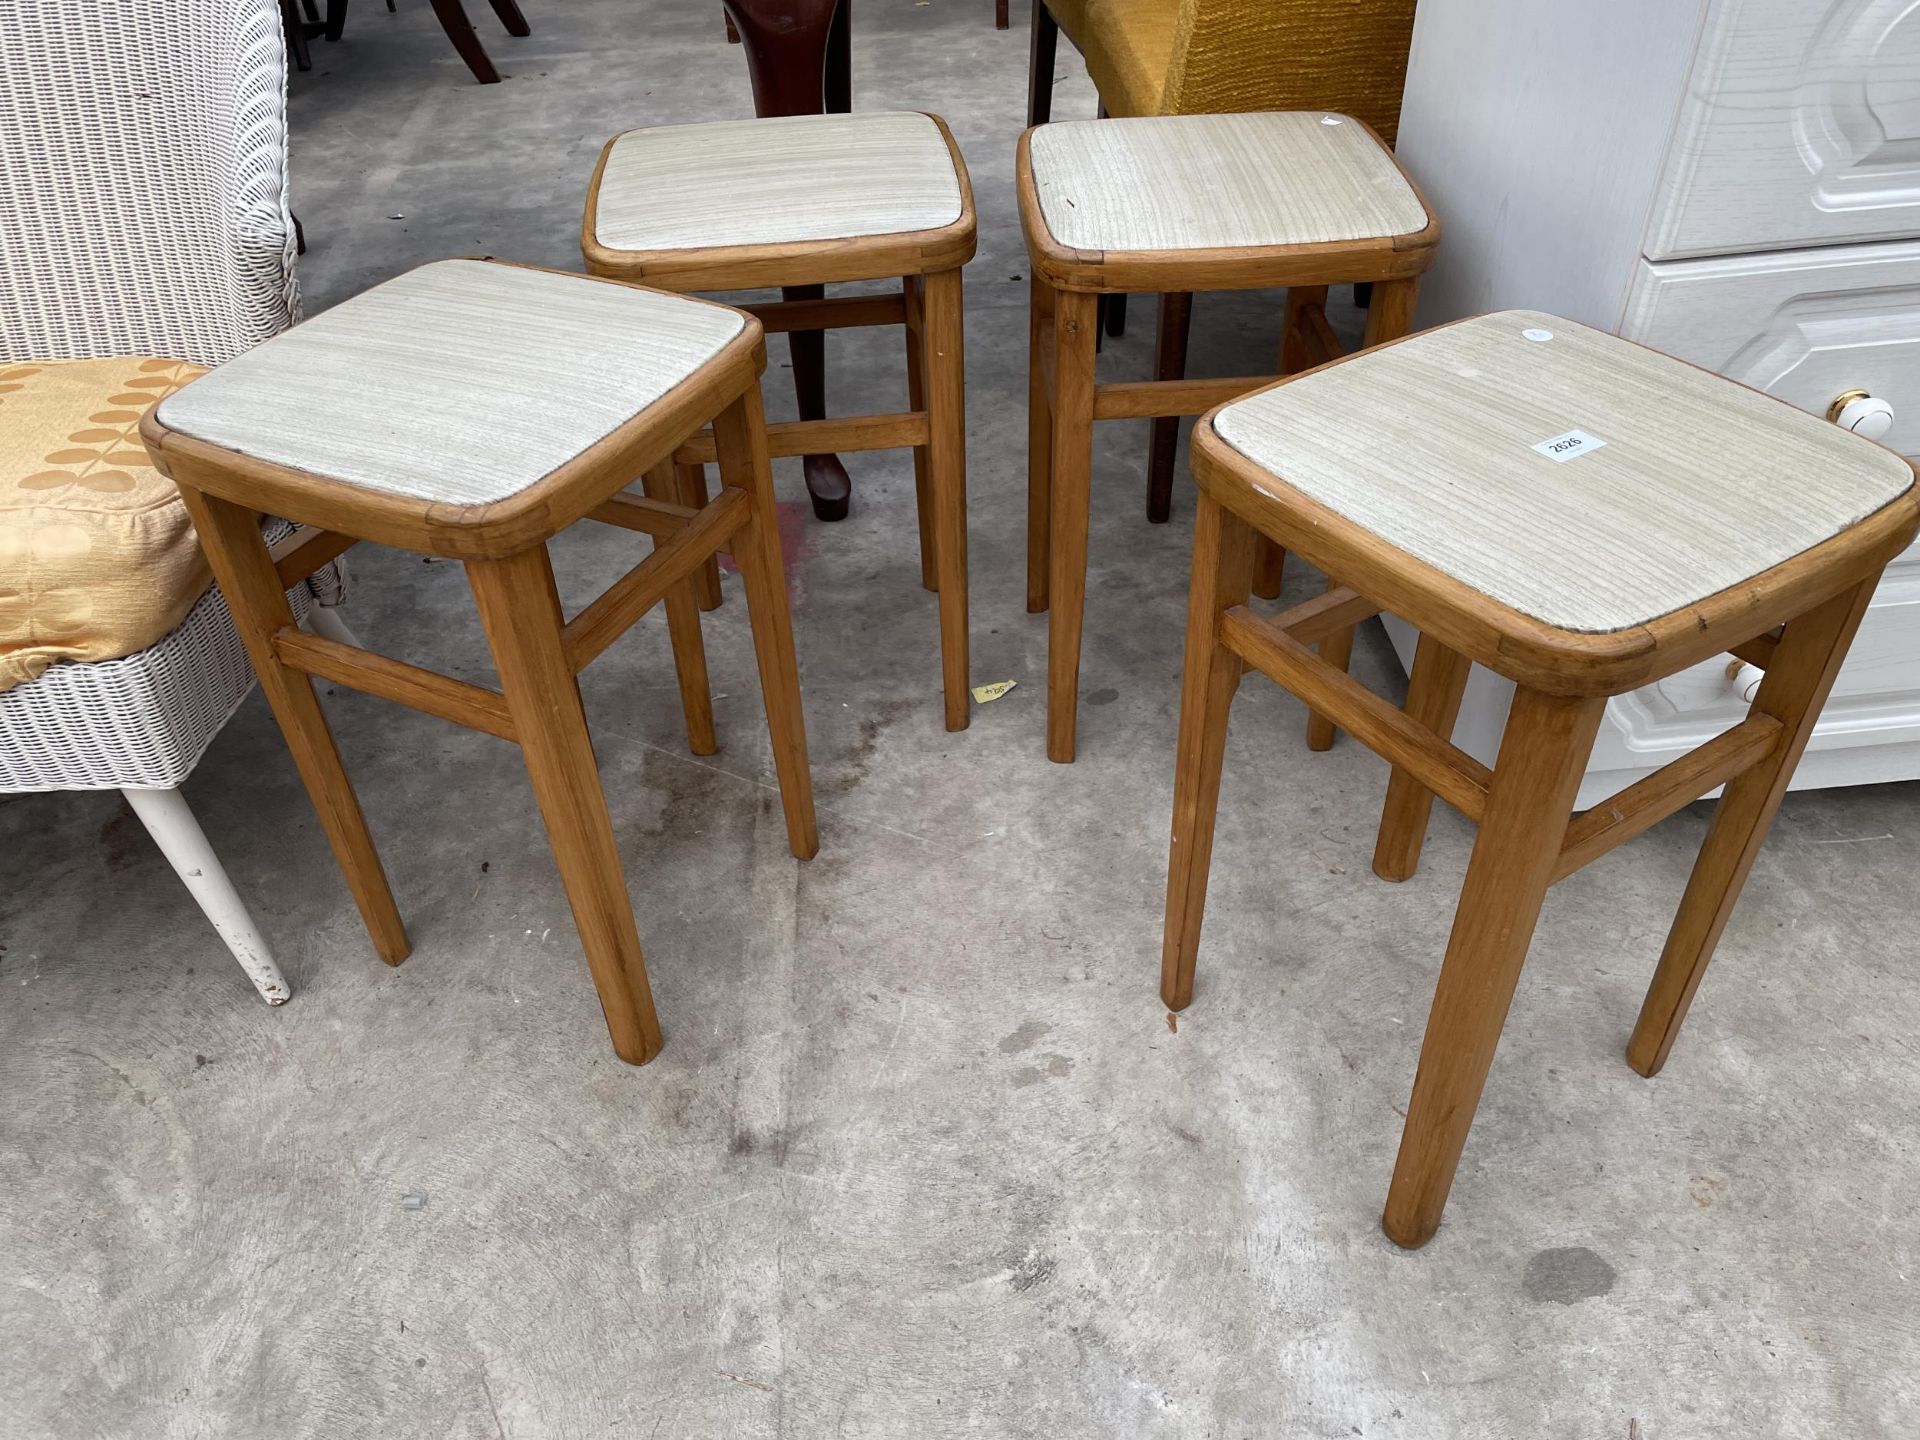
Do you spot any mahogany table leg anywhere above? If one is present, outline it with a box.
[722,0,858,520]
[427,0,502,83]
[487,0,530,37]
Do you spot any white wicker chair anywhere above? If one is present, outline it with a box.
[0,0,351,1003]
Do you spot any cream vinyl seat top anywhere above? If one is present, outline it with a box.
[1210,310,1916,634]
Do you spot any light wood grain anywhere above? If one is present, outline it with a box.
[641,462,717,757]
[176,486,411,965]
[1627,580,1878,1077]
[1383,688,1606,1248]
[1373,632,1473,882]
[1045,289,1099,764]
[470,545,664,1066]
[1161,492,1259,1011]
[273,627,518,742]
[921,266,972,732]
[711,387,818,860]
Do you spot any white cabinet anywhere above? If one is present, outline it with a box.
[1392,0,1920,807]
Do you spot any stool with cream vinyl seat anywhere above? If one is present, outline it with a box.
[1159,310,1920,1246]
[1019,109,1439,762]
[140,257,818,1065]
[584,109,976,731]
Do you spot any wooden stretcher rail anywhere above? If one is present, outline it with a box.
[1728,630,1781,671]
[273,627,518,742]
[1299,301,1344,369]
[1552,714,1784,882]
[673,410,929,466]
[564,486,749,673]
[1092,374,1274,422]
[1267,585,1382,648]
[586,491,701,539]
[271,525,358,589]
[1221,605,1492,823]
[744,294,906,335]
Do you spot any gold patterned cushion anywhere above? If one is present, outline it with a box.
[0,357,211,692]
[1077,0,1182,118]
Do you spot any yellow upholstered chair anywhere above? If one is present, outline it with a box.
[1027,0,1419,528]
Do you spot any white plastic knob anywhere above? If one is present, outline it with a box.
[1832,392,1894,441]
[1727,661,1764,704]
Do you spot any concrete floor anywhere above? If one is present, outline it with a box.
[5,3,1919,1435]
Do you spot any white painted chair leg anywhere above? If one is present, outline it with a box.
[121,786,290,1005]
[305,603,361,649]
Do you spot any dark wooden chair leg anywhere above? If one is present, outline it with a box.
[487,0,531,36]
[724,0,854,521]
[996,0,1010,29]
[1146,291,1192,523]
[1104,293,1128,339]
[324,0,349,43]
[280,0,314,70]
[427,0,502,82]
[1028,0,1057,127]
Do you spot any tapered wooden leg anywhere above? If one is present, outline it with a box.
[1160,492,1260,1011]
[174,488,410,965]
[1304,278,1420,746]
[922,267,972,732]
[1304,578,1357,751]
[1047,288,1099,763]
[1145,290,1192,524]
[712,386,819,860]
[903,275,938,594]
[641,463,717,756]
[469,545,663,1065]
[1253,286,1325,601]
[1373,633,1473,881]
[674,460,722,611]
[1382,687,1605,1248]
[996,0,1009,29]
[1627,580,1877,1078]
[1026,275,1055,615]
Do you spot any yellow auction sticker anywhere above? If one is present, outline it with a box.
[970,680,1017,704]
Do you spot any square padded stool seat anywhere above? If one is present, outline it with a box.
[584,111,975,288]
[1205,310,1916,683]
[1021,110,1435,290]
[150,258,755,557]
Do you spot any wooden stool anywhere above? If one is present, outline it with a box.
[139,259,818,1067]
[1018,110,1439,762]
[583,110,976,732]
[1161,310,1920,1246]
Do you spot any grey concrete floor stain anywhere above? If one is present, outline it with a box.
[5,2,1920,1436]
[1522,1247,1618,1304]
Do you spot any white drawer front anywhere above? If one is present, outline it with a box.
[1646,0,1920,259]
[1622,240,1920,460]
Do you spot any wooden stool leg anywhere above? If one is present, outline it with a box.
[1145,290,1192,524]
[903,275,938,594]
[175,488,410,965]
[1382,687,1605,1248]
[1252,286,1325,601]
[1026,275,1055,615]
[469,544,663,1065]
[675,460,722,611]
[1160,492,1259,1011]
[713,386,819,860]
[1304,578,1357,751]
[1627,580,1877,1078]
[922,267,972,733]
[1373,633,1473,882]
[641,462,717,756]
[1303,278,1421,747]
[1252,539,1287,600]
[1047,288,1099,763]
